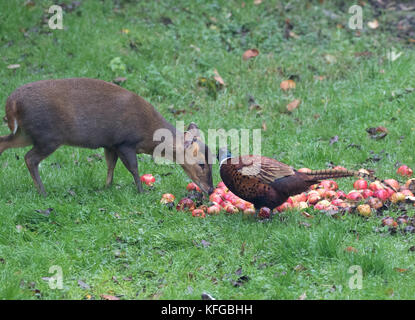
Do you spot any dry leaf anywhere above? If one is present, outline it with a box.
[345,246,358,253]
[254,0,262,4]
[121,28,130,34]
[101,294,120,300]
[262,121,267,131]
[298,292,307,300]
[394,268,408,273]
[324,54,336,64]
[213,69,225,86]
[280,79,296,91]
[287,99,301,112]
[7,64,20,69]
[367,19,379,29]
[242,48,259,61]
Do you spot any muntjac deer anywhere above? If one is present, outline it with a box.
[0,78,214,196]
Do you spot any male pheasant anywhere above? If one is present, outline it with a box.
[218,148,376,210]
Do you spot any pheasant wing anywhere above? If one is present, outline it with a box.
[238,156,295,184]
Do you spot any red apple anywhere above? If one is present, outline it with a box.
[234,201,247,211]
[367,197,383,209]
[223,193,235,202]
[331,199,346,207]
[258,207,271,219]
[336,190,347,199]
[276,202,292,212]
[397,165,413,177]
[324,190,337,199]
[213,188,226,197]
[401,189,414,197]
[314,200,330,210]
[209,193,223,205]
[353,179,368,190]
[373,189,389,201]
[140,174,155,186]
[216,181,227,188]
[369,181,384,191]
[242,207,256,217]
[192,209,206,218]
[207,205,221,215]
[361,189,373,199]
[224,204,239,214]
[307,194,321,205]
[292,193,307,203]
[319,180,338,191]
[186,182,201,192]
[385,187,395,198]
[346,191,363,201]
[160,193,175,204]
[298,201,308,210]
[384,179,400,191]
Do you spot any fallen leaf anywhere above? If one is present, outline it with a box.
[367,19,379,29]
[313,75,326,81]
[293,264,306,272]
[7,64,20,69]
[240,241,246,256]
[262,121,267,131]
[35,208,53,216]
[77,280,91,290]
[280,79,296,91]
[394,268,408,273]
[113,77,127,84]
[200,239,211,248]
[254,0,262,4]
[101,294,120,300]
[345,246,358,253]
[16,225,23,232]
[121,28,130,34]
[329,135,339,145]
[242,48,259,61]
[213,69,225,86]
[324,54,336,64]
[286,99,301,112]
[298,292,307,300]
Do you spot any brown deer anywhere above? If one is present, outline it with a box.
[0,78,214,196]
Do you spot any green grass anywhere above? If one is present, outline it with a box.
[0,0,415,299]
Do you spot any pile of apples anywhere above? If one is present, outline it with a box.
[157,164,415,223]
[161,181,258,218]
[275,165,415,222]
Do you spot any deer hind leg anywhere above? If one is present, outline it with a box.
[115,144,143,192]
[104,147,118,187]
[0,132,32,155]
[24,144,59,197]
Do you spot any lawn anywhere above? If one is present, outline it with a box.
[0,0,414,300]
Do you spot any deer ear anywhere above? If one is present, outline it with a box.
[184,131,198,149]
[187,122,199,131]
[186,122,200,138]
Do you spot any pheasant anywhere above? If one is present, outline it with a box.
[218,148,377,210]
